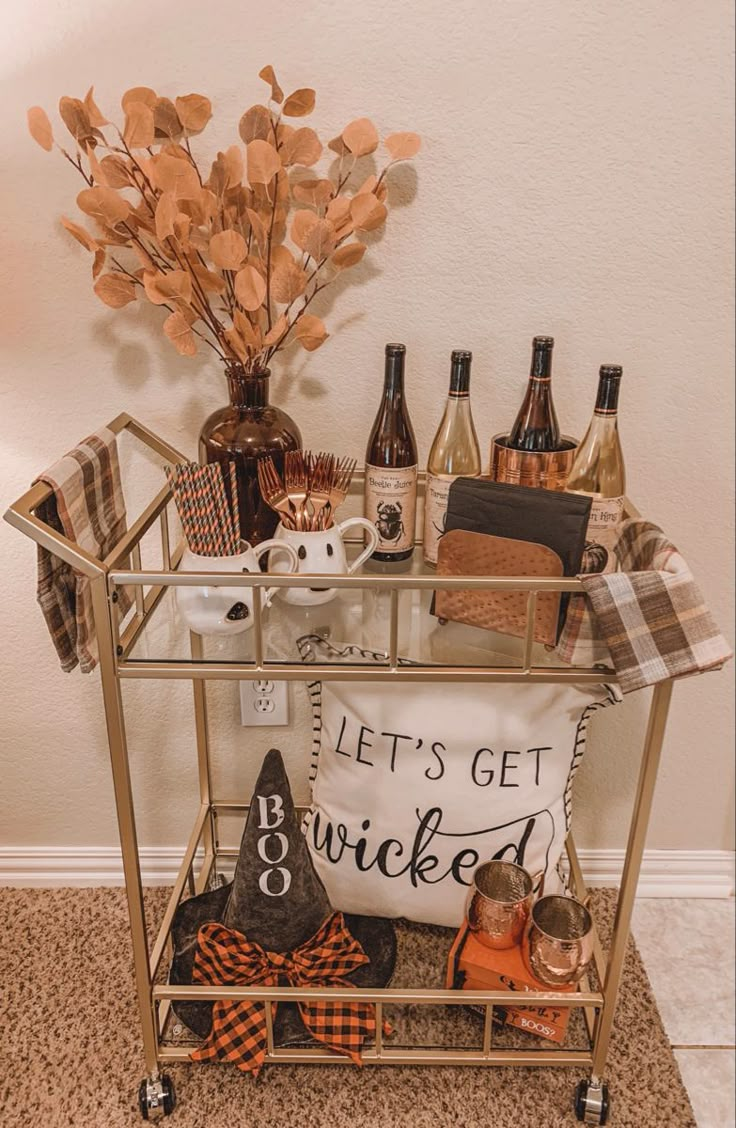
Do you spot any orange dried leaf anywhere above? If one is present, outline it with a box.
[224,326,250,362]
[94,271,137,308]
[276,122,294,152]
[123,101,155,148]
[223,145,244,188]
[100,155,133,188]
[246,139,280,185]
[295,314,328,351]
[234,264,267,311]
[385,131,421,161]
[153,97,183,140]
[143,269,192,306]
[84,143,108,186]
[122,87,157,110]
[258,65,284,105]
[326,195,353,235]
[163,311,197,356]
[76,186,130,227]
[234,309,261,348]
[245,207,267,257]
[290,208,319,251]
[59,97,95,146]
[270,259,307,303]
[238,104,271,144]
[331,242,367,269]
[27,106,53,151]
[263,314,288,346]
[62,215,100,252]
[92,248,106,279]
[207,153,228,197]
[342,117,379,157]
[84,87,108,127]
[209,230,247,269]
[155,192,178,241]
[304,218,336,262]
[192,264,227,294]
[292,178,334,208]
[173,213,192,246]
[350,192,387,231]
[61,215,100,252]
[328,133,349,156]
[175,93,212,134]
[282,127,322,167]
[149,153,201,199]
[282,88,316,117]
[270,244,296,271]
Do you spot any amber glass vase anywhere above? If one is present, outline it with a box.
[199,365,302,545]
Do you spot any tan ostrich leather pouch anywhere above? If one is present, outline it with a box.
[434,530,564,646]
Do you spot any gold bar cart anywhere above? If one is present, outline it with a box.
[5,413,674,1125]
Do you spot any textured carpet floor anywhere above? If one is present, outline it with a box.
[0,887,695,1128]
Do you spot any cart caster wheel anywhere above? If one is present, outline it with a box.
[574,1079,609,1125]
[138,1074,176,1120]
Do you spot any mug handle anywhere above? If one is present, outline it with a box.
[254,539,300,606]
[338,517,380,574]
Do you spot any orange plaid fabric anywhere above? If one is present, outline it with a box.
[190,912,381,1076]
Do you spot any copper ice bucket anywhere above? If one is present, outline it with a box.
[490,434,579,491]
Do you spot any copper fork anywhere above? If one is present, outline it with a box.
[284,450,310,530]
[319,456,356,529]
[257,457,296,530]
[309,452,336,531]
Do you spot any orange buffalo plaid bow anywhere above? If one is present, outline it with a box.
[190,912,382,1076]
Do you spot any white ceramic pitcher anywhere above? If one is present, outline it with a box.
[270,517,379,606]
[176,540,299,635]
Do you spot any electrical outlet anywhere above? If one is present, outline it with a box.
[240,679,289,726]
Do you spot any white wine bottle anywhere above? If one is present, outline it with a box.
[423,350,482,566]
[566,365,626,574]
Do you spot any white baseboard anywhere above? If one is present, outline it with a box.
[0,846,733,897]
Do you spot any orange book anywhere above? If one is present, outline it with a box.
[446,923,577,1045]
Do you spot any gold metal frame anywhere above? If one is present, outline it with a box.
[5,414,673,1093]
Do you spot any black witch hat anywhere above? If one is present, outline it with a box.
[170,748,396,1045]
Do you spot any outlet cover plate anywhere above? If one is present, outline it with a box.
[240,679,289,726]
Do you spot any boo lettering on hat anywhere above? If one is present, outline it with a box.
[257,793,292,897]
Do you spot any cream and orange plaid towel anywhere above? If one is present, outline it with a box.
[35,428,132,673]
[556,520,732,693]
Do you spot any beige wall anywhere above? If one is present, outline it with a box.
[1,0,733,858]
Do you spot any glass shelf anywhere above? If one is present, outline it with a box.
[116,542,595,676]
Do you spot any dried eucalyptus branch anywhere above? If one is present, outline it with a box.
[27,70,420,373]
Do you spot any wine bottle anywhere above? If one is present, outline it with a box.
[507,336,561,451]
[423,350,482,566]
[364,343,418,562]
[566,365,625,574]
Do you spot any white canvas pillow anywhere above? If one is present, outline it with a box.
[299,635,620,928]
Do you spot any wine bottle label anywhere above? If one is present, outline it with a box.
[365,465,418,554]
[582,496,625,575]
[423,473,456,565]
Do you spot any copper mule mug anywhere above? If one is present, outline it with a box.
[466,861,537,950]
[524,894,594,987]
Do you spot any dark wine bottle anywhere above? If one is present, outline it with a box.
[364,343,418,562]
[507,336,561,451]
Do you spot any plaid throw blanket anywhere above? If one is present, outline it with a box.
[191,913,383,1076]
[35,428,131,673]
[557,520,732,694]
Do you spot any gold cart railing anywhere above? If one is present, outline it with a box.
[4,414,673,1121]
